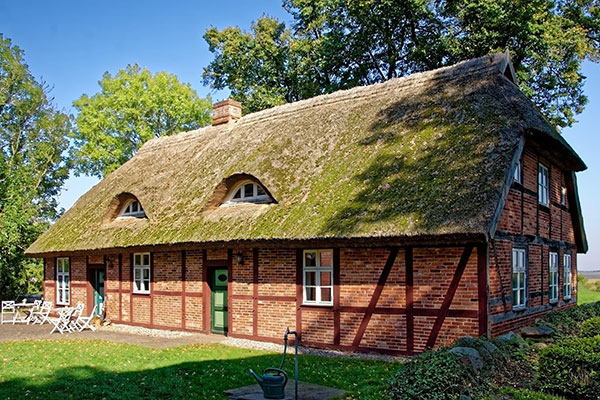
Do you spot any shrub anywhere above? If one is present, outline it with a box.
[537,336,600,400]
[581,317,600,338]
[387,349,488,399]
[540,301,600,335]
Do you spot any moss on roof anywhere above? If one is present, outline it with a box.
[26,53,585,255]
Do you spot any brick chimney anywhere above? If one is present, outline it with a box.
[212,99,242,126]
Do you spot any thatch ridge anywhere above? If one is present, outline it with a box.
[26,52,586,255]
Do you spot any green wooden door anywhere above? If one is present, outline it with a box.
[92,269,105,316]
[211,269,228,334]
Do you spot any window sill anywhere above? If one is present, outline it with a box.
[564,297,572,302]
[132,291,151,296]
[538,204,550,212]
[549,300,558,306]
[301,303,333,309]
[512,305,527,312]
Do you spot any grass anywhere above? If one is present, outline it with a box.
[0,339,398,400]
[578,275,600,304]
[578,284,600,304]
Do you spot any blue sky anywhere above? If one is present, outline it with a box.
[1,1,599,270]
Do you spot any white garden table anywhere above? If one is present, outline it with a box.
[13,302,36,324]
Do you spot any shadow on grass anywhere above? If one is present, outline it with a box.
[0,350,395,400]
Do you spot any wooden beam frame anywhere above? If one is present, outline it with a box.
[426,245,473,348]
[352,247,399,347]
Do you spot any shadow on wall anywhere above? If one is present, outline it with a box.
[0,347,391,399]
[320,72,522,237]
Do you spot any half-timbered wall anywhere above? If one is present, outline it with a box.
[492,144,578,335]
[43,243,484,355]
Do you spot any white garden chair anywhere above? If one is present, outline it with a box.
[67,303,84,332]
[1,301,16,324]
[30,301,52,325]
[75,304,98,332]
[50,307,74,334]
[25,300,42,324]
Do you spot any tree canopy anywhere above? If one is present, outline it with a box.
[73,65,212,178]
[203,0,600,128]
[0,34,72,299]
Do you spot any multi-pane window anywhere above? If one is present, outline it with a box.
[564,254,572,300]
[56,257,70,305]
[538,164,549,206]
[224,181,270,205]
[514,160,521,184]
[120,200,145,218]
[549,252,559,303]
[303,249,333,306]
[512,248,527,309]
[133,253,151,294]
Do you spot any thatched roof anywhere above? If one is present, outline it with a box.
[26,52,586,255]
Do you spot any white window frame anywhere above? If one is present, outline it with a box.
[561,186,567,206]
[563,253,572,300]
[512,248,527,310]
[119,200,145,218]
[222,180,270,206]
[133,253,151,294]
[514,160,521,184]
[538,163,549,206]
[56,257,70,305]
[302,249,333,306]
[549,252,559,304]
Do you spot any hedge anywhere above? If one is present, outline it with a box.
[537,336,600,400]
[581,317,600,338]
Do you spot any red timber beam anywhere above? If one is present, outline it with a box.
[295,249,303,342]
[253,248,259,337]
[352,247,400,347]
[202,250,210,333]
[333,248,341,345]
[181,250,186,330]
[405,247,414,352]
[426,245,474,349]
[477,244,489,337]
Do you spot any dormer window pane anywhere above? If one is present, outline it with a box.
[222,180,272,206]
[119,199,145,218]
[244,183,254,197]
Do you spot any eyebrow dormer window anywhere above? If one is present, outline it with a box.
[223,181,271,206]
[119,200,145,218]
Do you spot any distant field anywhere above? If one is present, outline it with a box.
[579,270,600,279]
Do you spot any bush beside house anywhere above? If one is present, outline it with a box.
[387,301,600,399]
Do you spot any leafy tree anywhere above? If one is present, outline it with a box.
[73,65,212,177]
[0,34,72,299]
[203,0,600,127]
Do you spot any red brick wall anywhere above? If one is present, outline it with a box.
[44,244,483,354]
[492,143,579,335]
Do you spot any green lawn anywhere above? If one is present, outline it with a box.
[0,339,397,400]
[578,283,600,304]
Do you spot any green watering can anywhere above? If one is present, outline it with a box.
[249,328,298,400]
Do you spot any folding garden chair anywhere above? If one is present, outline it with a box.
[75,304,97,332]
[1,301,16,325]
[67,303,84,332]
[50,308,74,334]
[30,301,52,325]
[25,300,42,324]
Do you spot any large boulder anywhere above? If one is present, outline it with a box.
[449,347,484,371]
[521,324,555,338]
[454,336,502,362]
[495,331,528,349]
